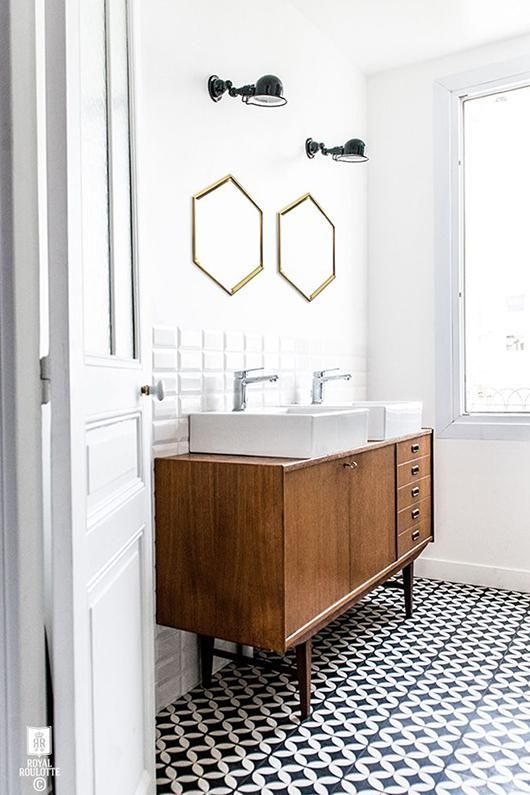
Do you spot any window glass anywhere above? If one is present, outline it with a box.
[463,84,530,413]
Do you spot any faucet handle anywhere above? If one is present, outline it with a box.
[234,367,264,378]
[313,367,340,377]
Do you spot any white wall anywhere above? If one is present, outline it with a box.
[135,0,367,346]
[368,34,530,592]
[134,0,368,708]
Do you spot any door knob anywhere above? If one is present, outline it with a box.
[140,380,165,401]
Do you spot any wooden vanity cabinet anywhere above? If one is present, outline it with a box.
[348,446,396,590]
[155,429,434,718]
[283,458,352,640]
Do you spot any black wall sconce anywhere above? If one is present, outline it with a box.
[208,74,287,107]
[306,137,368,162]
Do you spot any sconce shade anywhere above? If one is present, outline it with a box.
[247,74,287,106]
[333,138,368,162]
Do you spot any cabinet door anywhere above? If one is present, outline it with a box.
[349,446,396,589]
[284,459,351,639]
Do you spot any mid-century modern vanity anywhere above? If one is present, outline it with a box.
[155,429,434,717]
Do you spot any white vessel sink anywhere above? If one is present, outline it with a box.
[189,407,369,459]
[290,401,423,441]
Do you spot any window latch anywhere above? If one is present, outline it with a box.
[40,355,50,405]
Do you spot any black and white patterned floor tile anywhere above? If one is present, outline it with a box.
[156,578,530,794]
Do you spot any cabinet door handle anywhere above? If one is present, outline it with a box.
[411,465,420,476]
[412,529,420,541]
[411,508,421,520]
[411,443,420,453]
[411,486,420,498]
[343,461,358,470]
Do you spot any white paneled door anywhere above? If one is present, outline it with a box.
[45,0,155,793]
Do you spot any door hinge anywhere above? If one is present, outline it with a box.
[40,355,51,405]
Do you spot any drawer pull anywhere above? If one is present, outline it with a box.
[411,486,420,498]
[411,508,421,520]
[343,461,358,470]
[411,443,420,453]
[411,465,420,476]
[412,529,420,541]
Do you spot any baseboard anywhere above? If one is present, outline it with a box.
[415,556,530,593]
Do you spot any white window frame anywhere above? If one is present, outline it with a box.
[435,55,530,441]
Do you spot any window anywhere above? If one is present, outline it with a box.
[435,57,530,440]
[463,84,530,415]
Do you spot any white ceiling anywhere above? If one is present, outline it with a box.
[290,0,530,74]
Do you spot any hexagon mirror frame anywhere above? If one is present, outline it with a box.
[192,174,263,296]
[278,193,336,302]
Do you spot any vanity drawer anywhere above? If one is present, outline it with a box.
[397,476,431,512]
[397,496,431,534]
[397,435,431,464]
[397,455,431,488]
[397,520,432,557]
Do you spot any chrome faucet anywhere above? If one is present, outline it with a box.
[311,368,352,405]
[233,367,279,411]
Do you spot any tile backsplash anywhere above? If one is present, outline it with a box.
[153,325,367,709]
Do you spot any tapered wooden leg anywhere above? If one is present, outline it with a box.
[295,639,312,719]
[403,561,414,618]
[199,635,214,688]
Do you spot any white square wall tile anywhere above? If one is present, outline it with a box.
[203,394,225,412]
[153,349,178,371]
[177,328,202,349]
[176,418,189,442]
[179,373,202,394]
[203,329,224,351]
[264,353,280,370]
[156,375,177,396]
[225,331,244,351]
[178,396,202,416]
[245,333,263,353]
[281,373,295,391]
[153,397,178,420]
[153,420,179,443]
[280,336,295,353]
[245,352,263,370]
[263,334,279,353]
[225,351,245,371]
[280,354,295,371]
[280,388,295,404]
[156,678,183,713]
[178,350,202,372]
[203,373,224,393]
[180,668,200,696]
[153,326,177,348]
[246,390,264,409]
[264,389,281,406]
[295,354,310,374]
[203,351,224,371]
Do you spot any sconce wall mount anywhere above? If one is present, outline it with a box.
[306,137,368,163]
[208,74,287,107]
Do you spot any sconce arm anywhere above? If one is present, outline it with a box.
[229,83,256,99]
[322,145,343,157]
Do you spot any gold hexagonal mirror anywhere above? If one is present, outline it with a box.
[278,193,335,301]
[192,174,263,295]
